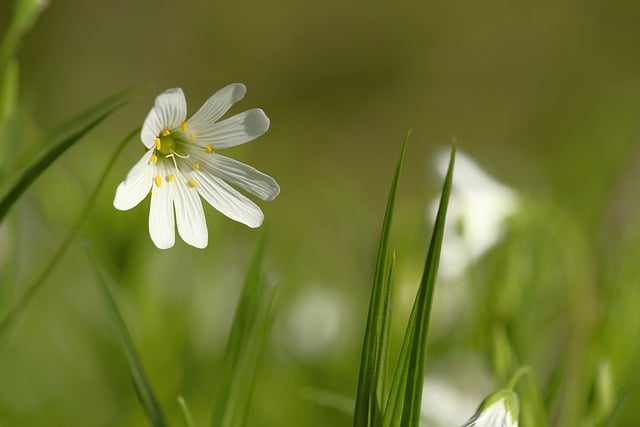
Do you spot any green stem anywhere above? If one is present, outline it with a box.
[507,365,535,390]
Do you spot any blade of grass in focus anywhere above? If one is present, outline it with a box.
[211,231,279,427]
[353,133,408,427]
[383,143,455,427]
[84,243,168,427]
[0,128,138,337]
[0,86,138,222]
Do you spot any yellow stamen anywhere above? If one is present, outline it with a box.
[189,133,195,141]
[204,145,214,153]
[154,175,162,187]
[150,154,158,164]
[166,174,175,182]
[161,129,171,136]
[155,138,161,150]
[188,179,197,188]
[181,122,188,132]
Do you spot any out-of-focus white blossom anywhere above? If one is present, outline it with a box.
[429,149,518,279]
[463,389,519,427]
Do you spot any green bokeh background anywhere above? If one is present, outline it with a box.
[1,0,640,425]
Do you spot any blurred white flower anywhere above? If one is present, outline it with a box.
[463,389,519,427]
[281,285,352,360]
[114,84,280,249]
[430,149,518,279]
[420,355,494,427]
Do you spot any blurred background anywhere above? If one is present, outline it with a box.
[1,0,640,425]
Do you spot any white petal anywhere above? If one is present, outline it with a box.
[192,109,270,149]
[141,88,187,148]
[192,171,264,228]
[208,154,280,201]
[148,165,175,249]
[113,150,154,210]
[187,83,246,131]
[173,174,208,248]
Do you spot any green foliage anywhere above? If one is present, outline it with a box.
[382,143,454,427]
[0,128,138,336]
[0,87,138,223]
[353,133,407,427]
[178,396,197,427]
[354,137,455,427]
[211,232,279,427]
[85,244,168,427]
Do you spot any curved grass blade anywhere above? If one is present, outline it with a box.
[178,396,196,427]
[211,231,279,427]
[353,133,409,427]
[84,243,167,427]
[383,143,456,427]
[0,86,138,222]
[0,128,138,337]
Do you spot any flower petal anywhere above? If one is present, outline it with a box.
[113,150,154,210]
[187,83,246,131]
[192,109,270,149]
[141,88,187,148]
[148,165,175,249]
[173,174,208,248]
[207,154,280,201]
[192,170,264,228]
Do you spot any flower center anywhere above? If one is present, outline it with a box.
[157,135,176,155]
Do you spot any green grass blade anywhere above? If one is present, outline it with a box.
[353,133,409,427]
[0,128,138,337]
[0,86,138,222]
[84,244,168,427]
[0,0,48,74]
[178,396,196,427]
[383,143,456,427]
[211,231,279,427]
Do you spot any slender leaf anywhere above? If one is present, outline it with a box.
[354,132,408,427]
[211,231,279,427]
[0,86,138,222]
[178,396,196,427]
[84,243,167,427]
[383,143,456,427]
[0,128,138,337]
[0,0,48,75]
[0,59,18,136]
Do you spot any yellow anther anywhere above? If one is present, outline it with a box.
[161,129,171,137]
[155,138,161,150]
[166,174,175,182]
[189,133,195,141]
[204,145,214,153]
[188,179,197,188]
[193,161,201,170]
[150,154,158,164]
[181,122,188,132]
[154,175,162,187]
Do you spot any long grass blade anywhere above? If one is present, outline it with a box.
[177,396,196,427]
[383,143,456,427]
[84,244,167,427]
[0,128,138,337]
[353,132,409,427]
[211,231,279,427]
[0,86,138,222]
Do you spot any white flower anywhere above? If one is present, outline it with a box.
[114,84,280,249]
[429,149,519,279]
[463,389,519,427]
